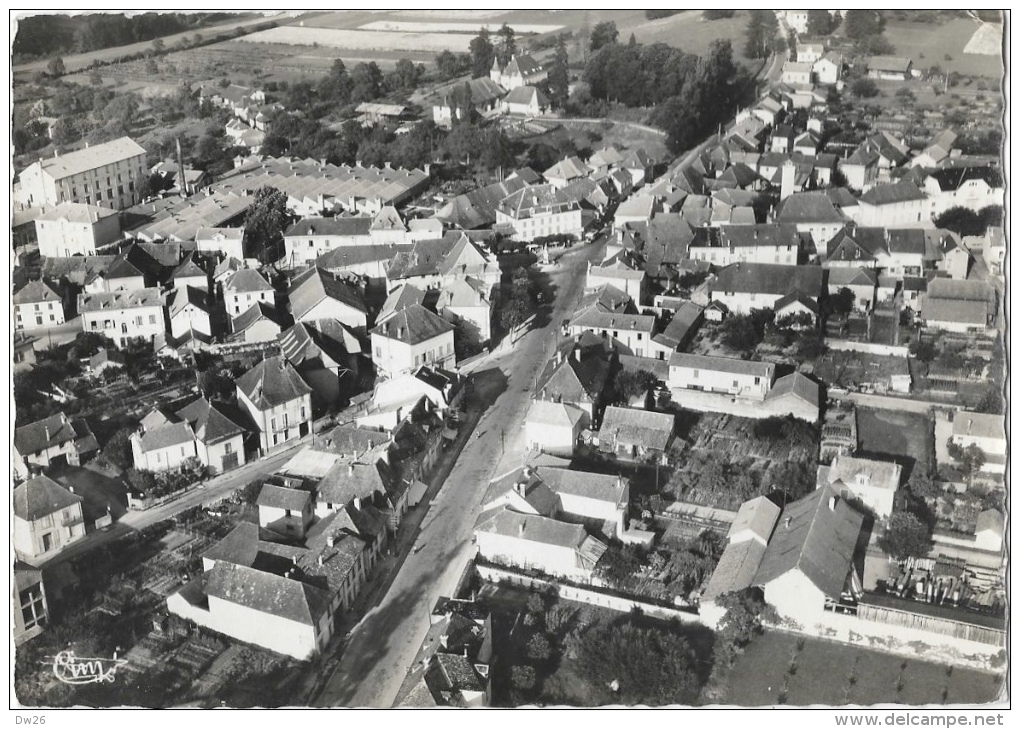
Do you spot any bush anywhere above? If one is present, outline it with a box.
[851,78,879,98]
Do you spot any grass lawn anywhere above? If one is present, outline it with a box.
[856,408,933,481]
[883,18,1002,78]
[723,630,1004,706]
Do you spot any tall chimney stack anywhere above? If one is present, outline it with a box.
[176,137,189,198]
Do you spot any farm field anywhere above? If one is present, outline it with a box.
[722,630,1005,706]
[855,408,933,481]
[238,26,478,53]
[883,18,1003,78]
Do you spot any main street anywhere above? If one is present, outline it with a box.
[312,238,605,708]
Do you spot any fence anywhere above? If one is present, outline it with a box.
[825,338,910,358]
[475,563,704,624]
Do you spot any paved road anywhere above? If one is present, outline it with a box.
[312,241,604,708]
[26,443,303,571]
[845,391,960,415]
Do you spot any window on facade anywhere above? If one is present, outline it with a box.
[271,418,277,431]
[149,315,156,324]
[285,509,292,518]
[732,380,739,388]
[224,442,233,454]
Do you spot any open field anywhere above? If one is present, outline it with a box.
[723,630,1004,706]
[358,21,564,35]
[855,408,932,481]
[883,18,1003,78]
[238,26,478,53]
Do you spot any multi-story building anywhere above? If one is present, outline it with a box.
[35,202,121,258]
[282,217,374,269]
[236,356,314,453]
[16,136,148,210]
[13,280,65,331]
[686,224,801,267]
[13,475,86,561]
[78,288,165,347]
[223,268,275,318]
[495,184,584,242]
[706,262,824,316]
[489,53,547,91]
[370,305,456,379]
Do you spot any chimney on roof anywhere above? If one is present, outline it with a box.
[327,533,336,548]
[318,554,324,567]
[967,419,973,434]
[828,495,838,511]
[68,485,74,494]
[44,427,50,442]
[354,495,362,511]
[785,516,793,528]
[291,555,299,565]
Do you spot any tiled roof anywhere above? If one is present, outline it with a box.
[752,484,864,597]
[702,537,769,602]
[827,267,878,287]
[13,279,61,305]
[708,262,823,298]
[378,284,426,323]
[14,412,75,455]
[952,411,1004,442]
[175,396,248,444]
[826,454,902,492]
[231,302,283,333]
[370,304,454,345]
[775,192,845,224]
[284,216,373,238]
[225,268,273,294]
[316,459,393,506]
[544,156,588,182]
[502,53,543,78]
[204,561,330,626]
[168,285,212,317]
[78,287,163,312]
[504,85,548,107]
[477,507,589,549]
[598,406,674,451]
[257,483,313,511]
[36,136,145,179]
[288,266,368,321]
[925,278,994,302]
[538,466,626,505]
[36,202,119,224]
[867,56,911,73]
[236,355,313,410]
[525,400,587,429]
[729,496,782,544]
[922,298,987,325]
[859,181,926,206]
[568,308,655,334]
[14,474,82,521]
[138,421,195,452]
[766,371,821,408]
[669,352,774,379]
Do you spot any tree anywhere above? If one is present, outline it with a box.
[547,34,570,109]
[829,287,856,317]
[594,544,643,588]
[807,9,835,35]
[100,427,134,471]
[844,10,885,40]
[511,665,536,691]
[496,23,516,67]
[851,78,879,98]
[47,56,65,76]
[392,58,421,91]
[878,511,932,560]
[612,369,658,405]
[435,49,466,80]
[349,62,383,103]
[470,27,495,78]
[908,339,937,363]
[244,186,289,265]
[572,621,703,705]
[974,388,1003,415]
[907,470,942,501]
[589,21,619,53]
[934,206,993,237]
[715,588,774,646]
[152,37,165,52]
[526,634,552,662]
[744,10,779,59]
[500,267,535,334]
[958,444,987,486]
[721,309,772,352]
[703,10,735,20]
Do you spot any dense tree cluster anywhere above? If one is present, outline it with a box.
[14,12,238,60]
[807,9,838,35]
[879,511,933,560]
[934,205,1003,237]
[702,10,735,21]
[744,10,781,59]
[584,39,750,153]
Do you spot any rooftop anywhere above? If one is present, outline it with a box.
[34,136,146,180]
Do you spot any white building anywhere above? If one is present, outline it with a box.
[923,167,1004,218]
[14,475,86,561]
[490,53,547,91]
[167,286,214,340]
[223,268,275,318]
[131,421,199,473]
[524,400,588,454]
[282,217,373,269]
[495,184,584,242]
[195,227,247,260]
[686,224,801,267]
[16,136,148,210]
[855,182,930,227]
[819,455,902,519]
[952,411,1006,474]
[236,356,314,453]
[35,202,121,258]
[369,305,456,380]
[14,280,65,331]
[78,287,165,347]
[669,353,775,401]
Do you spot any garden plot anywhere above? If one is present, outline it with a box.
[358,20,563,34]
[238,26,476,53]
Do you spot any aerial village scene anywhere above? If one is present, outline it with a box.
[9,9,1008,710]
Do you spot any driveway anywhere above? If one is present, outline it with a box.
[312,241,603,708]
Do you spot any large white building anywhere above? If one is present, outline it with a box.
[78,288,165,347]
[669,353,775,401]
[16,136,148,210]
[35,202,121,258]
[369,305,456,380]
[14,280,65,332]
[236,356,314,453]
[495,184,585,242]
[14,475,86,562]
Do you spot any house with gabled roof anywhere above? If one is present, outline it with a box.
[669,353,775,401]
[495,184,585,242]
[195,227,247,261]
[438,277,493,345]
[169,253,209,291]
[706,262,824,316]
[278,318,363,408]
[855,181,929,227]
[236,356,314,453]
[474,507,607,584]
[923,165,1004,217]
[752,484,864,625]
[386,232,500,291]
[167,285,214,341]
[597,405,675,464]
[535,338,612,422]
[174,396,249,474]
[231,302,285,343]
[223,268,274,317]
[130,420,198,473]
[288,266,369,331]
[567,307,658,359]
[78,287,165,347]
[774,191,846,245]
[819,454,902,519]
[35,202,121,258]
[501,85,550,117]
[921,278,996,334]
[687,224,801,267]
[14,412,97,476]
[490,53,547,91]
[282,216,374,269]
[813,51,842,85]
[524,400,588,455]
[14,475,87,561]
[910,130,958,169]
[827,267,878,312]
[370,304,456,379]
[951,411,1005,474]
[14,279,66,331]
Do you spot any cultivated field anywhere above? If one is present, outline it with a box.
[883,18,1003,78]
[237,26,478,53]
[358,21,564,35]
[723,630,1004,706]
